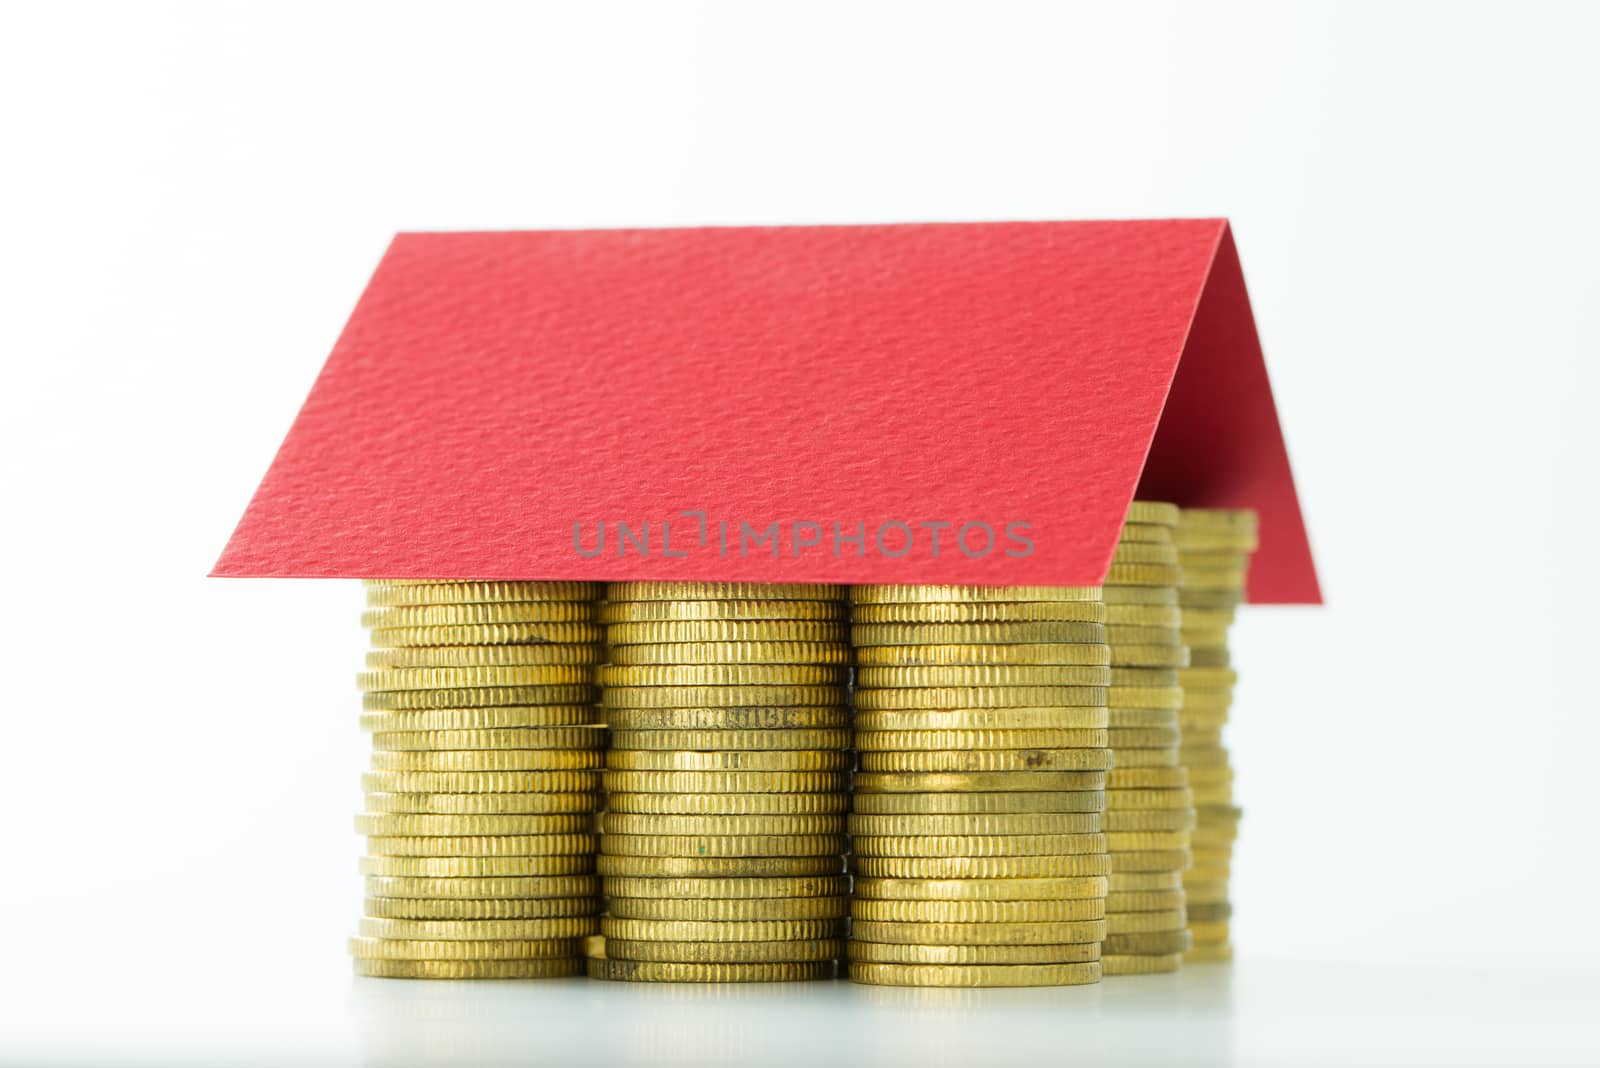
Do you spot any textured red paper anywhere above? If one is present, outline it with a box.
[214,220,1319,603]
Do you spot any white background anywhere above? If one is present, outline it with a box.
[2,2,1597,1065]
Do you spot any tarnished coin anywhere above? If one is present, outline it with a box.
[857,749,1112,774]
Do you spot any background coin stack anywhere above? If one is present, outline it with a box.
[846,585,1112,988]
[1174,509,1258,963]
[350,580,607,979]
[590,582,853,984]
[1100,502,1197,975]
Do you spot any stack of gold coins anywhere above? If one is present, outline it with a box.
[590,582,852,984]
[847,585,1112,988]
[1100,502,1196,975]
[351,581,606,980]
[1174,509,1258,963]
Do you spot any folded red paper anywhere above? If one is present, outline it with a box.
[214,219,1319,604]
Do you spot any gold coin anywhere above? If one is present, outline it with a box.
[849,603,1106,625]
[1107,707,1179,729]
[360,665,593,691]
[367,727,605,751]
[1109,645,1190,668]
[604,896,848,922]
[1182,748,1234,769]
[1107,767,1189,789]
[368,750,602,772]
[854,770,1105,793]
[1105,624,1184,645]
[1108,871,1184,893]
[363,791,601,816]
[854,686,1106,710]
[849,790,1104,815]
[1187,903,1234,923]
[850,622,1110,647]
[364,896,597,920]
[365,645,604,668]
[599,599,848,623]
[604,791,849,815]
[363,603,598,629]
[1105,890,1186,913]
[855,728,1107,752]
[364,579,600,602]
[1101,953,1182,975]
[857,665,1111,688]
[848,813,1099,837]
[1106,849,1193,872]
[1103,809,1196,832]
[355,813,591,836]
[587,958,834,982]
[606,620,849,646]
[1176,507,1257,533]
[852,585,1101,604]
[358,916,599,941]
[1185,944,1233,963]
[602,833,849,858]
[854,708,1107,732]
[851,898,1104,923]
[607,582,843,602]
[1187,647,1231,667]
[851,833,1105,859]
[1105,686,1182,709]
[355,957,583,979]
[360,706,598,732]
[606,641,851,666]
[848,961,1101,987]
[597,855,845,878]
[364,875,599,900]
[607,728,851,752]
[1118,525,1173,546]
[1174,529,1257,552]
[1181,567,1249,589]
[1178,588,1245,610]
[1103,929,1193,954]
[362,770,602,794]
[601,706,850,731]
[602,813,845,837]
[1107,722,1184,748]
[1126,501,1180,526]
[1184,766,1235,786]
[1107,748,1179,769]
[1190,921,1231,943]
[855,643,1108,668]
[601,875,852,900]
[348,935,582,961]
[363,686,596,711]
[1105,604,1183,627]
[359,856,594,878]
[1180,666,1239,688]
[600,685,848,709]
[852,854,1110,879]
[599,664,849,687]
[600,917,848,942]
[603,769,851,794]
[851,877,1107,902]
[603,938,844,964]
[848,941,1101,965]
[1177,707,1230,730]
[605,749,850,772]
[368,621,604,647]
[1109,667,1181,687]
[1178,606,1237,629]
[1102,586,1178,606]
[365,834,599,858]
[858,749,1112,774]
[849,919,1106,946]
[1175,550,1251,570]
[1105,563,1181,587]
[1112,542,1179,566]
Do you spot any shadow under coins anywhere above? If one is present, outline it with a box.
[349,965,1237,1068]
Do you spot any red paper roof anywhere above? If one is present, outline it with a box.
[215,219,1319,604]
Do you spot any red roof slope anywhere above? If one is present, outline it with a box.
[215,219,1319,603]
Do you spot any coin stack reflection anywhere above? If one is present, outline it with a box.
[847,585,1112,988]
[1100,502,1196,974]
[590,583,852,984]
[1174,509,1258,962]
[351,581,606,979]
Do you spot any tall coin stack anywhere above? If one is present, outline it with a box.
[847,585,1112,988]
[351,581,607,979]
[1100,503,1197,975]
[1174,509,1258,963]
[591,582,853,984]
